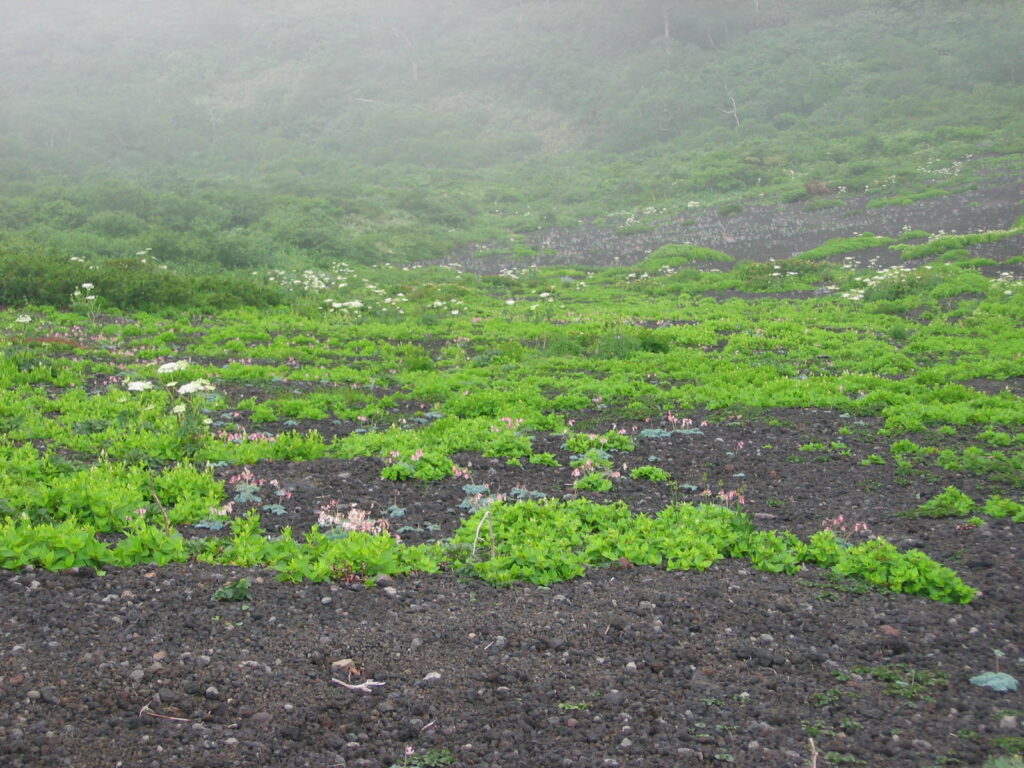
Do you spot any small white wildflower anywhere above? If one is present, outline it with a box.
[81,282,94,290]
[178,379,215,395]
[170,404,187,414]
[15,314,32,323]
[125,380,154,392]
[157,360,189,374]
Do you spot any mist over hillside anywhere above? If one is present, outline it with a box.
[0,0,1021,270]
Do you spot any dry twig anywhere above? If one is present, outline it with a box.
[139,703,191,722]
[332,678,386,693]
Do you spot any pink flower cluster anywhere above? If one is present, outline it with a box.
[497,417,525,431]
[317,500,394,539]
[701,488,747,507]
[822,514,870,540]
[664,412,709,428]
[216,429,277,444]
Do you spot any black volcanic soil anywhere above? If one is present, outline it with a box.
[450,172,1024,273]
[3,183,1024,768]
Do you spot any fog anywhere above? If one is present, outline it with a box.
[0,0,1019,269]
[0,0,883,174]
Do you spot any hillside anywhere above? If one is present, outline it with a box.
[0,0,1022,271]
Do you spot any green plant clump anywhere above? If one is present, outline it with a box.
[447,499,976,602]
[907,486,976,518]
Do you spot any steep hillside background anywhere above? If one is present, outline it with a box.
[0,0,1021,270]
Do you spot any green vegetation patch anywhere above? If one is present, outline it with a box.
[794,234,894,261]
[448,498,975,602]
[635,244,736,272]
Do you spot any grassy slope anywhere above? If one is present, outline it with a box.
[0,0,1022,273]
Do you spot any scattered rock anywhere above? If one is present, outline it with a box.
[157,687,180,704]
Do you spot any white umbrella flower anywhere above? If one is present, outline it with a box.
[157,360,189,374]
[178,379,215,395]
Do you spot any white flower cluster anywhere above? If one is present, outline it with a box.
[264,263,355,294]
[841,265,919,301]
[993,271,1022,296]
[157,360,190,374]
[429,298,463,315]
[125,380,154,392]
[325,299,364,312]
[72,283,97,304]
[178,379,215,395]
[917,157,964,178]
[771,262,800,278]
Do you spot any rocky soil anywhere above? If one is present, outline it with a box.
[451,172,1024,274]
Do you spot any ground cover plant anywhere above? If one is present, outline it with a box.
[3,1,1024,765]
[3,180,1024,767]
